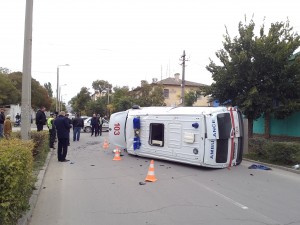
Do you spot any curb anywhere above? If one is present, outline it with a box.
[17,150,53,225]
[243,158,300,175]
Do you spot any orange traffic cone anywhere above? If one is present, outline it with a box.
[113,147,121,161]
[103,138,109,149]
[145,160,157,182]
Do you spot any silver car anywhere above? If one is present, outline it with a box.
[83,117,109,133]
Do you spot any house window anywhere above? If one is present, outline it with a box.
[163,89,169,98]
[149,123,164,147]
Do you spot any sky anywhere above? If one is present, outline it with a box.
[1,0,300,103]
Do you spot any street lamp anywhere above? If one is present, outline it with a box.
[59,94,67,112]
[56,64,69,112]
[58,84,67,112]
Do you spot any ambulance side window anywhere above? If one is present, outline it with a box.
[149,123,164,147]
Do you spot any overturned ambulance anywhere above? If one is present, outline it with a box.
[109,106,244,168]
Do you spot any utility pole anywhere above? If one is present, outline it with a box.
[21,0,33,140]
[180,50,186,106]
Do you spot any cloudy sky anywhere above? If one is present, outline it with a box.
[1,0,300,102]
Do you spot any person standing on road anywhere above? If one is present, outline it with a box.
[36,106,47,131]
[4,115,12,139]
[0,108,5,139]
[54,111,72,162]
[97,114,103,136]
[47,113,56,149]
[90,113,98,137]
[65,113,72,146]
[72,114,84,141]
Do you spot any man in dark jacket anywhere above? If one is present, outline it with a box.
[72,114,84,141]
[90,113,98,137]
[36,106,47,131]
[65,113,72,146]
[54,111,72,162]
[0,108,5,139]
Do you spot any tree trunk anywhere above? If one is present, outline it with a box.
[264,112,271,139]
[248,118,253,138]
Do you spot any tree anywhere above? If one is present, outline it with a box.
[31,79,52,109]
[205,18,300,138]
[0,67,10,74]
[149,85,165,106]
[135,81,165,107]
[44,82,53,97]
[69,87,91,114]
[184,90,198,106]
[7,72,22,103]
[92,80,112,94]
[86,98,106,116]
[111,86,134,112]
[8,72,52,109]
[0,73,19,105]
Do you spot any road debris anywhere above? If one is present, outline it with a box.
[292,164,299,170]
[248,164,271,170]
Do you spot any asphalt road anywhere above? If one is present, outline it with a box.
[28,131,300,225]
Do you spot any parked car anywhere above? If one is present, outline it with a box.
[83,117,109,133]
[80,116,89,121]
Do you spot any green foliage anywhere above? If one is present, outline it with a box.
[248,137,269,157]
[134,81,165,107]
[265,142,300,165]
[247,137,300,165]
[86,98,106,116]
[205,18,300,136]
[31,79,52,110]
[92,80,112,94]
[7,72,52,109]
[0,67,11,74]
[108,86,133,112]
[0,139,34,225]
[0,131,49,224]
[149,85,165,106]
[184,90,198,106]
[0,73,19,105]
[70,87,91,114]
[44,82,53,98]
[30,131,50,170]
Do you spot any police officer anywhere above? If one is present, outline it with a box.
[47,113,56,149]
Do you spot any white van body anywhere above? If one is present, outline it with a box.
[109,106,244,168]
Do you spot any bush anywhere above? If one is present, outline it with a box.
[30,131,50,171]
[247,138,300,165]
[265,142,300,165]
[248,137,269,157]
[12,131,49,156]
[0,139,35,225]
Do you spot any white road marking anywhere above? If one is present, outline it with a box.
[200,184,249,209]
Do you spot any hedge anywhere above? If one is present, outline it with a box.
[247,137,300,165]
[0,138,34,225]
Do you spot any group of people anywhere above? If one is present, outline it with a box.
[1,105,105,162]
[35,106,82,162]
[90,113,104,137]
[0,108,12,139]
[42,109,86,162]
